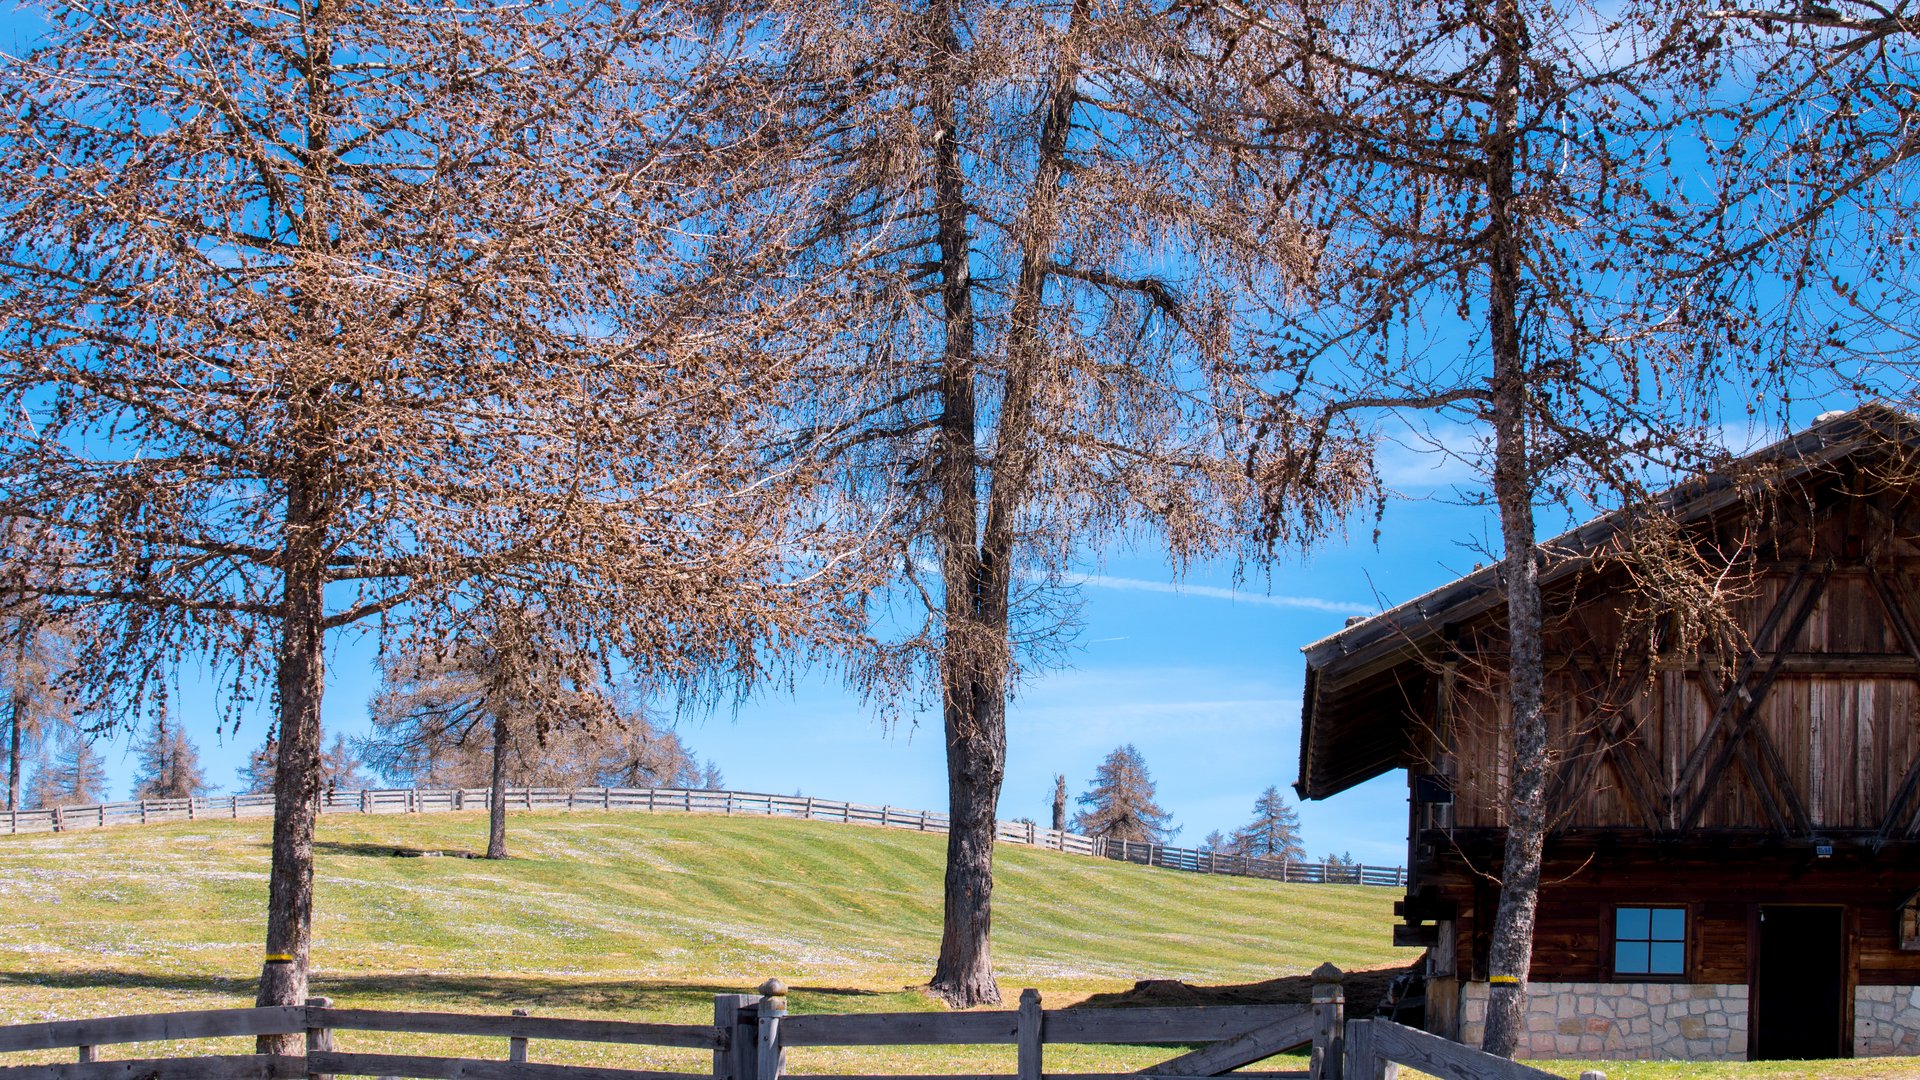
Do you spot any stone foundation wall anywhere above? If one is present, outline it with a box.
[1459,982,1748,1060]
[1856,986,1920,1055]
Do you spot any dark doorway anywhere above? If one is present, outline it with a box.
[1754,905,1847,1060]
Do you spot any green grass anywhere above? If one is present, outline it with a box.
[3,811,1913,1079]
[0,810,1409,1073]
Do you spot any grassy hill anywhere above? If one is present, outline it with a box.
[0,809,1413,1073]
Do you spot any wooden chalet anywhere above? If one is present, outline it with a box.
[1296,406,1920,1061]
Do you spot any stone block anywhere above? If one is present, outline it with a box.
[1559,1018,1586,1036]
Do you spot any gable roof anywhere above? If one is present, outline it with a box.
[1294,403,1918,801]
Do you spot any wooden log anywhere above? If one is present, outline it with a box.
[305,1052,705,1080]
[1047,1006,1309,1045]
[312,1010,718,1049]
[1137,1012,1317,1075]
[1016,990,1042,1080]
[754,981,784,1080]
[1308,963,1342,1080]
[306,997,335,1080]
[0,1008,309,1053]
[73,1050,93,1065]
[0,1055,304,1080]
[509,1009,530,1064]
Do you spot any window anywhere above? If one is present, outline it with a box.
[1614,906,1686,977]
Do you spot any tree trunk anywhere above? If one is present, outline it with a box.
[253,477,328,1050]
[7,631,26,813]
[487,712,509,859]
[923,0,1087,1009]
[924,0,1000,1007]
[1478,0,1546,1056]
[1050,774,1066,832]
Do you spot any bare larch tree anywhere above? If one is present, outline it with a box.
[726,0,1374,1005]
[1199,0,1754,1053]
[1073,744,1176,843]
[0,0,880,1037]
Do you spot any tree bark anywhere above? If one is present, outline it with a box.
[1478,0,1547,1056]
[924,0,1087,1009]
[487,712,509,859]
[1051,774,1066,832]
[7,630,27,813]
[924,0,1001,1009]
[253,471,328,1050]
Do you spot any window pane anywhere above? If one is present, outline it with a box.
[1650,941,1685,974]
[1615,941,1650,975]
[1616,907,1650,940]
[1650,908,1686,942]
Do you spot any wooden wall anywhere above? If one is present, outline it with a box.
[1430,478,1920,836]
[1419,833,1920,987]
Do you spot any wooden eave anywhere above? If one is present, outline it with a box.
[1295,404,1919,802]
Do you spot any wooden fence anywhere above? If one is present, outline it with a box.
[0,971,1609,1080]
[0,787,1406,888]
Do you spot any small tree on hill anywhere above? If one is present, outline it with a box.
[1073,745,1175,844]
[131,716,209,800]
[27,730,105,809]
[1201,829,1230,853]
[1232,787,1306,862]
[320,735,369,794]
[237,736,277,795]
[699,761,725,791]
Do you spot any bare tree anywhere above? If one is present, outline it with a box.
[131,716,209,800]
[1073,744,1176,843]
[1051,773,1068,832]
[733,0,1372,1005]
[1662,1,1920,405]
[0,601,76,812]
[27,729,106,809]
[1200,0,1751,1054]
[0,0,880,1033]
[361,607,680,859]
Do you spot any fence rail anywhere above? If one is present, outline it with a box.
[0,787,1405,888]
[0,973,1612,1080]
[0,987,1325,1080]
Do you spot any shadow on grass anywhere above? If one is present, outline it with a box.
[312,841,485,860]
[0,969,887,1014]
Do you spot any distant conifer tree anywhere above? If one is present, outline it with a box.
[1072,745,1175,843]
[1231,786,1306,861]
[1201,829,1229,853]
[131,716,209,800]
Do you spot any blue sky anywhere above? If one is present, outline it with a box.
[1,2,1861,869]
[69,428,1564,868]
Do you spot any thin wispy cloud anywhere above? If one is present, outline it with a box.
[1072,573,1373,615]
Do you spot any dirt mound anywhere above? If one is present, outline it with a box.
[1074,962,1419,1018]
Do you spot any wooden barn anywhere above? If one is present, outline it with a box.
[1296,406,1920,1061]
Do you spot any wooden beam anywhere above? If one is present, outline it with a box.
[1137,1013,1318,1076]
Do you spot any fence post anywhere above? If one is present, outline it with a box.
[1016,988,1043,1080]
[76,1044,95,1064]
[1308,963,1343,1080]
[755,979,786,1080]
[508,1008,530,1063]
[305,995,334,1080]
